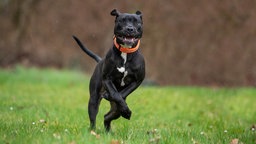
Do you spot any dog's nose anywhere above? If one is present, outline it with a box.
[126,26,135,32]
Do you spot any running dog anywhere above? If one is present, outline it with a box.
[73,9,145,131]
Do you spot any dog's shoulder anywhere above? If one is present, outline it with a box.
[132,51,145,63]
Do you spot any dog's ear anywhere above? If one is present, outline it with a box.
[136,10,142,19]
[135,11,142,16]
[111,9,120,17]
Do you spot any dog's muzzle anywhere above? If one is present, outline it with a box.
[116,36,139,47]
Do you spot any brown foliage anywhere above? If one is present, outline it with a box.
[1,0,256,86]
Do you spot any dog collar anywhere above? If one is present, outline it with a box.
[113,36,140,53]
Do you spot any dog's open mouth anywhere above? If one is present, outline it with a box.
[116,35,139,47]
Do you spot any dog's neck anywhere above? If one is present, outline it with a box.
[113,36,140,53]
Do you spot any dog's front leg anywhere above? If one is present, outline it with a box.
[103,79,124,103]
[119,82,141,100]
[103,79,131,119]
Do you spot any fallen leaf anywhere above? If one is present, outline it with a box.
[69,141,76,144]
[230,138,239,144]
[90,130,100,139]
[110,139,120,144]
[90,130,97,136]
[39,119,46,124]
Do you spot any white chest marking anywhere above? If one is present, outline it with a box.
[121,71,128,86]
[117,52,128,86]
[117,67,125,73]
[121,53,127,64]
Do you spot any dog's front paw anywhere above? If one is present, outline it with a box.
[119,105,132,120]
[102,92,110,100]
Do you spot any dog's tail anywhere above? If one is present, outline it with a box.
[72,35,102,63]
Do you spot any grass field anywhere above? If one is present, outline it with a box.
[0,66,256,144]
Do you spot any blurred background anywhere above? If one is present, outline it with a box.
[1,0,256,86]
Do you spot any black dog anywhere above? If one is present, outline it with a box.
[73,9,145,131]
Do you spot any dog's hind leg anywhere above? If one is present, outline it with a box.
[88,85,102,130]
[88,65,103,130]
[104,102,121,132]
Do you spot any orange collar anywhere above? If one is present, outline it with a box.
[113,36,140,53]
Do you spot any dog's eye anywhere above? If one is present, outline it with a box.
[137,27,142,32]
[121,18,126,23]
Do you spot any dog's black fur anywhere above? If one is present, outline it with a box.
[73,9,145,131]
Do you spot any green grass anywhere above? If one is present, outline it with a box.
[0,66,256,144]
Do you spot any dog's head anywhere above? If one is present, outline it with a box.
[111,9,143,48]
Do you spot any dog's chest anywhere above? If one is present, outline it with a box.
[116,53,129,86]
